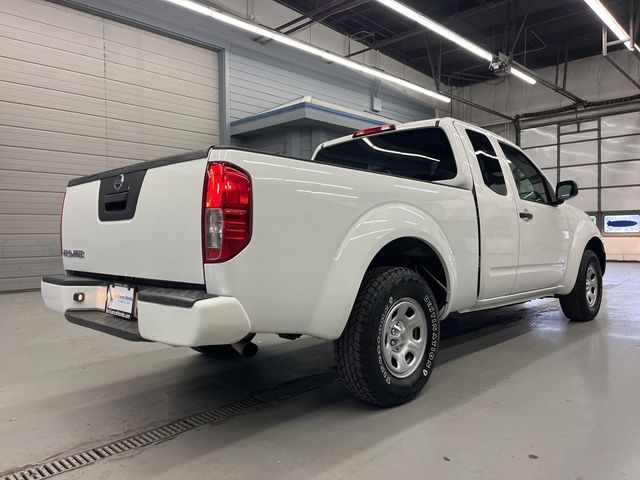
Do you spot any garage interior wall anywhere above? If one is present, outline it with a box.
[0,0,437,292]
[520,112,640,261]
[227,50,427,126]
[62,0,437,127]
[451,48,640,125]
[0,0,220,291]
[452,49,640,261]
[238,126,350,158]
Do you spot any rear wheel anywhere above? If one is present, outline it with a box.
[559,250,602,321]
[334,266,440,407]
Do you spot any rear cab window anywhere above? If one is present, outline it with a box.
[313,127,457,183]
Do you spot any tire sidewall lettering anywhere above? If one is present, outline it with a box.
[376,296,395,385]
[375,282,440,387]
[422,295,439,377]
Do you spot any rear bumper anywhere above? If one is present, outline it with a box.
[41,275,252,346]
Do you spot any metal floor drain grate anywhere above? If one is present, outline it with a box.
[1,370,338,480]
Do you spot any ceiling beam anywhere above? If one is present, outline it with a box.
[344,0,512,58]
[256,0,372,43]
[448,92,516,124]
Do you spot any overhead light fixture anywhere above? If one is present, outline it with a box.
[375,0,537,85]
[583,0,633,50]
[511,67,537,85]
[161,0,450,103]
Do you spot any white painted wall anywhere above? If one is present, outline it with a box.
[0,0,221,291]
[452,49,640,260]
[452,49,640,126]
[65,0,439,133]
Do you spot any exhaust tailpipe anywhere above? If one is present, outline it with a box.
[231,335,258,358]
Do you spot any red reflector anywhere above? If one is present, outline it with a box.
[352,123,396,138]
[202,162,252,263]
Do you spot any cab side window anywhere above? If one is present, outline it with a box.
[499,142,551,204]
[466,129,507,196]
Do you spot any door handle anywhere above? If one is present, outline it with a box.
[519,211,533,221]
[104,191,129,212]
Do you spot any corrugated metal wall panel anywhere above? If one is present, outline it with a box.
[0,192,64,215]
[0,214,61,234]
[0,147,108,175]
[0,171,74,193]
[0,83,106,116]
[0,257,64,279]
[239,126,350,159]
[228,55,367,121]
[241,132,287,156]
[63,0,435,129]
[106,102,219,134]
[0,234,61,258]
[0,0,219,291]
[0,276,56,292]
[228,52,427,124]
[300,127,312,159]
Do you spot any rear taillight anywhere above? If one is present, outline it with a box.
[60,191,66,255]
[202,162,252,263]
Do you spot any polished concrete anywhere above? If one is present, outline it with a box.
[1,262,639,479]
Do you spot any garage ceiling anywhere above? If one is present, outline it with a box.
[274,0,633,86]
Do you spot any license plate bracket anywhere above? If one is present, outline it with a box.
[105,283,136,320]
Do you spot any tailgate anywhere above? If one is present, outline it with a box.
[61,150,210,285]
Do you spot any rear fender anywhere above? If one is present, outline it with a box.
[306,203,459,339]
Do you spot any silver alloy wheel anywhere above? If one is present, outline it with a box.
[585,264,598,308]
[381,297,428,379]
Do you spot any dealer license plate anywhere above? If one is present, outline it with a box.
[105,284,136,320]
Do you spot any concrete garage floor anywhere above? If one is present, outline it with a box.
[0,263,639,479]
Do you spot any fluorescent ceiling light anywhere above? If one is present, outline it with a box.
[583,0,633,49]
[162,0,450,103]
[375,0,536,85]
[509,68,535,85]
[510,67,536,85]
[376,0,493,62]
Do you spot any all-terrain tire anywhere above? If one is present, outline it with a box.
[559,250,602,321]
[334,266,439,407]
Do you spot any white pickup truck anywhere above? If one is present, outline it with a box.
[42,118,605,407]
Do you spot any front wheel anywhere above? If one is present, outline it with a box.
[559,250,603,321]
[334,266,440,407]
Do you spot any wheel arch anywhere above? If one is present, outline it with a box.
[305,202,467,340]
[585,236,606,274]
[558,232,606,296]
[367,237,450,313]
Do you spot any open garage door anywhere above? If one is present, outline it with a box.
[0,0,219,291]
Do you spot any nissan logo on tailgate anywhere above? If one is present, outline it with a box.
[113,174,125,191]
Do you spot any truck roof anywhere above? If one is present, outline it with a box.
[313,117,494,159]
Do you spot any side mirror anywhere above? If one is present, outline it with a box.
[555,180,579,204]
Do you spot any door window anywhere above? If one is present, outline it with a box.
[466,129,507,196]
[500,142,551,204]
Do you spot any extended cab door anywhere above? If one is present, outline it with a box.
[496,141,570,293]
[454,123,520,299]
